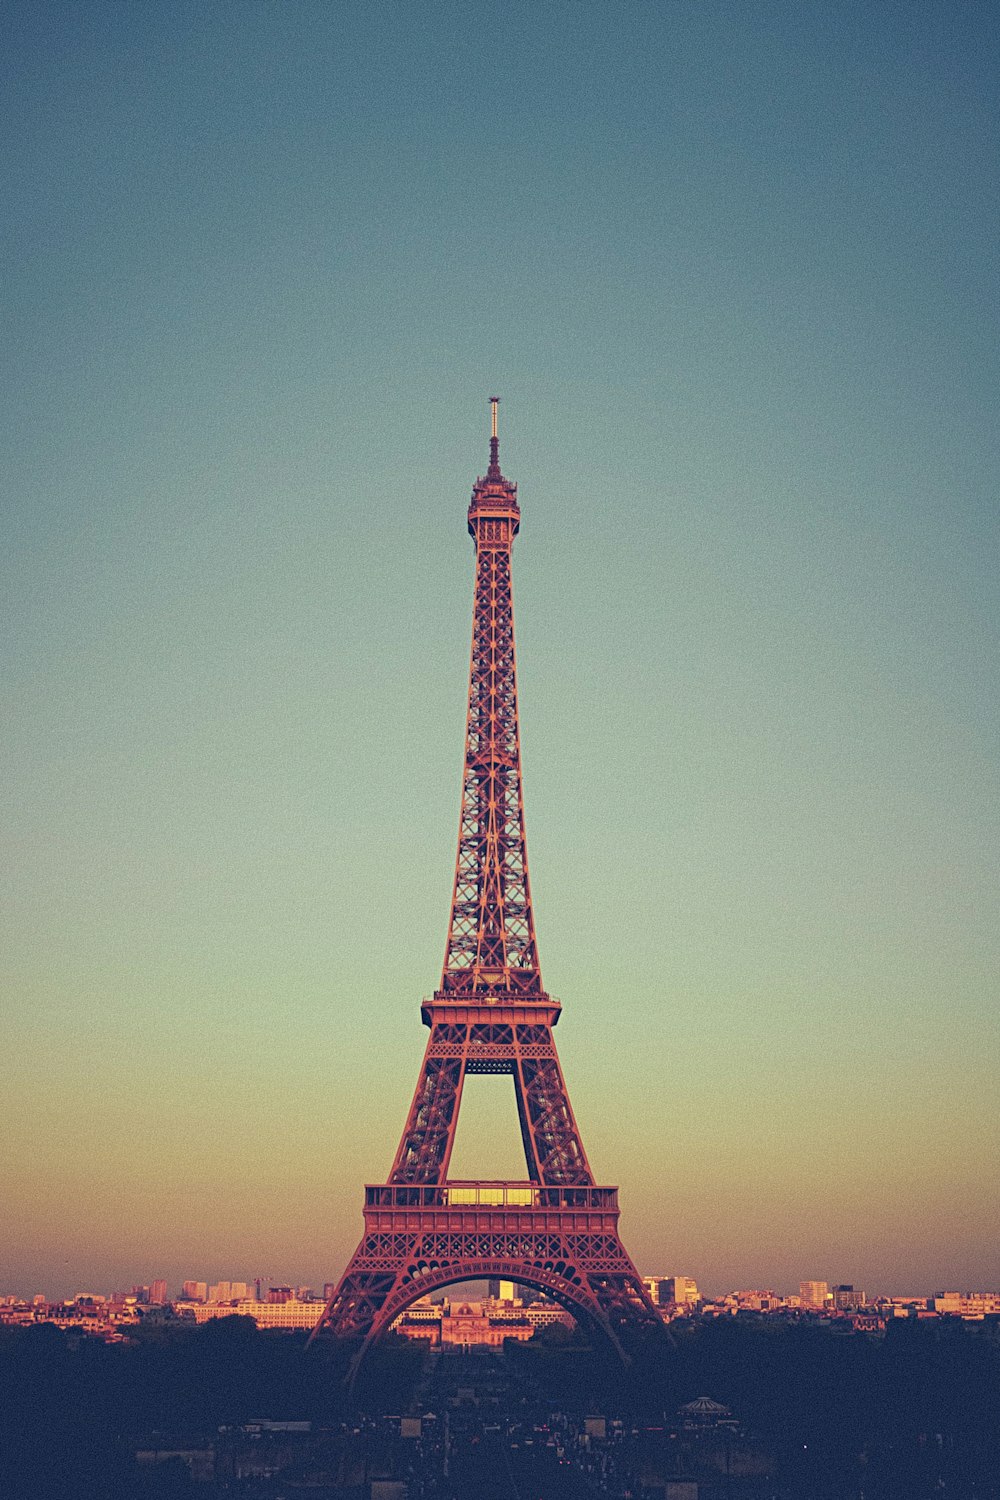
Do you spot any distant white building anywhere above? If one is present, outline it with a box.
[931,1292,1000,1318]
[523,1301,574,1330]
[185,1299,324,1330]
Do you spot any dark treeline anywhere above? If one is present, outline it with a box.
[514,1315,1000,1497]
[0,1316,419,1498]
[1,1314,999,1498]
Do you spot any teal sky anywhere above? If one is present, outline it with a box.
[3,1,998,1300]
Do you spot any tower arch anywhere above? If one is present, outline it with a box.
[365,1261,625,1362]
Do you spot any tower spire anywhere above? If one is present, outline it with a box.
[487,394,501,478]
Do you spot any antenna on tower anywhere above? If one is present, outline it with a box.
[488,395,501,475]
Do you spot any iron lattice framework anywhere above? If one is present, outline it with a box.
[314,403,660,1364]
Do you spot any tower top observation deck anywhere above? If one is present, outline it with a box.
[470,395,518,532]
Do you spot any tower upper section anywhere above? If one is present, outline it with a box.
[439,401,546,1005]
[468,395,520,546]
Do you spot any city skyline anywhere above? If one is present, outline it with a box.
[7,1270,1000,1314]
[4,3,999,1302]
[7,1258,1000,1311]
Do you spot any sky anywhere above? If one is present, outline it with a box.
[2,0,998,1302]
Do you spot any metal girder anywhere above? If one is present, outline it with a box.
[440,449,538,1000]
[388,1016,591,1187]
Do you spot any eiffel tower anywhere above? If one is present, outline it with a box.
[314,400,660,1364]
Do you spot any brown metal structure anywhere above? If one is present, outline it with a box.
[314,401,659,1362]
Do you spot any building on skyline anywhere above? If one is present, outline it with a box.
[391,1293,572,1347]
[800,1280,829,1309]
[440,1302,533,1348]
[931,1292,1000,1317]
[399,1296,441,1323]
[523,1301,575,1331]
[487,1279,518,1302]
[148,1279,168,1305]
[182,1281,207,1302]
[187,1298,324,1330]
[833,1285,866,1311]
[664,1277,700,1307]
[206,1280,251,1303]
[733,1290,783,1311]
[642,1275,699,1309]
